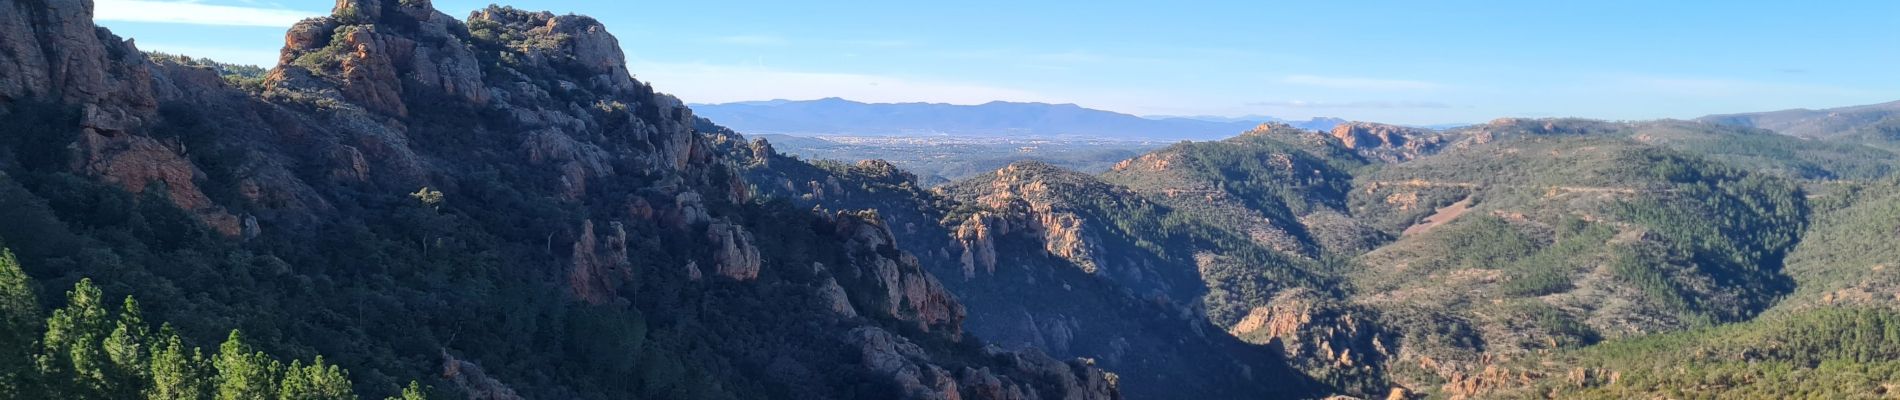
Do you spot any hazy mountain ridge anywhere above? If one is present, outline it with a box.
[1699,100,1900,145]
[691,98,1343,140]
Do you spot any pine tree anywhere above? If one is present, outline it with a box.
[384,381,426,400]
[38,278,112,399]
[278,356,355,400]
[214,330,280,400]
[0,247,42,398]
[148,325,212,400]
[104,296,152,398]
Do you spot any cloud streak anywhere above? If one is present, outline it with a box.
[96,0,321,27]
[1280,74,1446,91]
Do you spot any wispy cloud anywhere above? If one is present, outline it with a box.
[626,61,1056,105]
[1280,75,1446,91]
[95,0,322,27]
[1248,100,1453,109]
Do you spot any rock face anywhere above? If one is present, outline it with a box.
[707,220,762,280]
[818,275,859,318]
[1328,122,1444,163]
[568,220,630,304]
[0,0,156,116]
[953,213,1002,279]
[964,162,1106,274]
[273,0,487,117]
[846,326,1120,400]
[832,211,967,335]
[1231,289,1394,387]
[0,0,243,235]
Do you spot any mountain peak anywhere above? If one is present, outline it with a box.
[266,0,651,117]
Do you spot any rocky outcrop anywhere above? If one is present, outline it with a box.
[0,0,242,235]
[1329,122,1444,163]
[76,129,244,235]
[568,220,630,304]
[441,352,526,400]
[748,138,776,166]
[1440,364,1543,399]
[818,274,859,318]
[0,0,157,117]
[707,220,762,280]
[847,326,951,399]
[465,6,701,173]
[271,0,486,116]
[467,6,636,93]
[953,212,1002,279]
[524,128,613,200]
[966,163,1104,274]
[664,191,711,229]
[832,211,966,335]
[1232,289,1391,371]
[271,2,706,177]
[988,349,1121,400]
[847,327,1119,400]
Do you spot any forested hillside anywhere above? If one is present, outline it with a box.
[1700,100,1900,146]
[737,112,1900,398]
[732,140,1327,398]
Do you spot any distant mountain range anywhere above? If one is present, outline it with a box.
[690,97,1345,140]
[1699,100,1900,141]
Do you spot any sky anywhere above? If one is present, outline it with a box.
[95,0,1900,125]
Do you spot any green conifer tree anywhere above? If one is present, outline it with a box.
[214,330,280,400]
[278,356,355,400]
[38,278,112,399]
[0,247,42,398]
[147,325,212,400]
[384,381,426,400]
[104,296,152,398]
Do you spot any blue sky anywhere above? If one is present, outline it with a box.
[97,0,1899,125]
